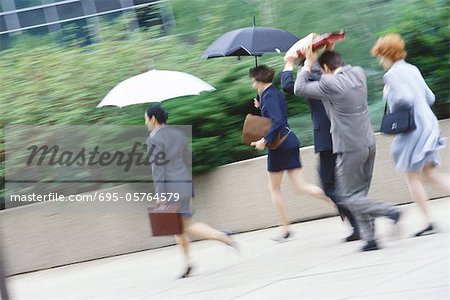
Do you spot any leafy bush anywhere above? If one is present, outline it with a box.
[379,0,449,118]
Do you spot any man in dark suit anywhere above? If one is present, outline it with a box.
[280,59,360,242]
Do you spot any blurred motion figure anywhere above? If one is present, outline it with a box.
[249,65,332,242]
[371,34,450,237]
[282,44,360,242]
[145,106,237,278]
[293,47,401,251]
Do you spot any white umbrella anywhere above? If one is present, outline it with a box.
[97,69,216,108]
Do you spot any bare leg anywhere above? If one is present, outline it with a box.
[422,164,450,192]
[405,171,432,224]
[182,217,233,246]
[174,233,191,266]
[174,232,192,278]
[287,168,332,205]
[268,171,289,234]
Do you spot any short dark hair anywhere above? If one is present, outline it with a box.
[146,105,169,123]
[249,65,275,83]
[318,51,345,71]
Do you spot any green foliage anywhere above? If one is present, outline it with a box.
[380,0,449,118]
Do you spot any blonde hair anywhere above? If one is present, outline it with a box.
[371,34,407,61]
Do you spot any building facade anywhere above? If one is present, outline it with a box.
[0,0,175,48]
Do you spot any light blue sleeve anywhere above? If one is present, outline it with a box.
[425,84,435,106]
[383,71,414,111]
[415,67,435,106]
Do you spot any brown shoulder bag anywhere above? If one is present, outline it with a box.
[241,114,290,150]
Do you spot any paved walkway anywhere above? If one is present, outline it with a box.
[7,198,450,300]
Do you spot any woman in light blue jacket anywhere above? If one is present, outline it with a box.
[372,34,450,237]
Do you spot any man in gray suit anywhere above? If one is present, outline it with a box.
[293,50,401,251]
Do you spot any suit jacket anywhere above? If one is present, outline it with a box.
[294,65,375,153]
[383,59,441,173]
[146,126,192,200]
[261,85,300,150]
[280,69,332,153]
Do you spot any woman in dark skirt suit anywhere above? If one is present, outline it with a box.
[249,66,332,242]
[145,106,237,278]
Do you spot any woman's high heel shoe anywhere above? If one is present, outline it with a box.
[178,265,193,279]
[413,224,437,237]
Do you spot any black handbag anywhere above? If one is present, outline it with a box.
[380,102,416,135]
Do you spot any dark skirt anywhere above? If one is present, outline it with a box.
[267,147,302,172]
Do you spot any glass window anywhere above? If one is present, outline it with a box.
[17,8,46,28]
[133,0,158,5]
[56,2,84,20]
[94,0,121,13]
[0,34,11,50]
[23,25,49,35]
[0,15,7,33]
[14,0,43,9]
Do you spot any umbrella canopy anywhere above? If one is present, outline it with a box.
[202,26,299,59]
[97,70,215,108]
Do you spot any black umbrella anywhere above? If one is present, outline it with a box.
[202,21,298,66]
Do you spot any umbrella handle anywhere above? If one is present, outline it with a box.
[253,16,257,67]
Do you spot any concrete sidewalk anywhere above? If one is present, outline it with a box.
[7,198,450,300]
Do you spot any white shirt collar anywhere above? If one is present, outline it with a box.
[333,67,343,74]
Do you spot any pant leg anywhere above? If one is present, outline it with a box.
[341,205,359,232]
[336,147,397,241]
[320,150,359,232]
[351,209,375,241]
[354,145,398,219]
[319,150,337,200]
[363,145,376,194]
